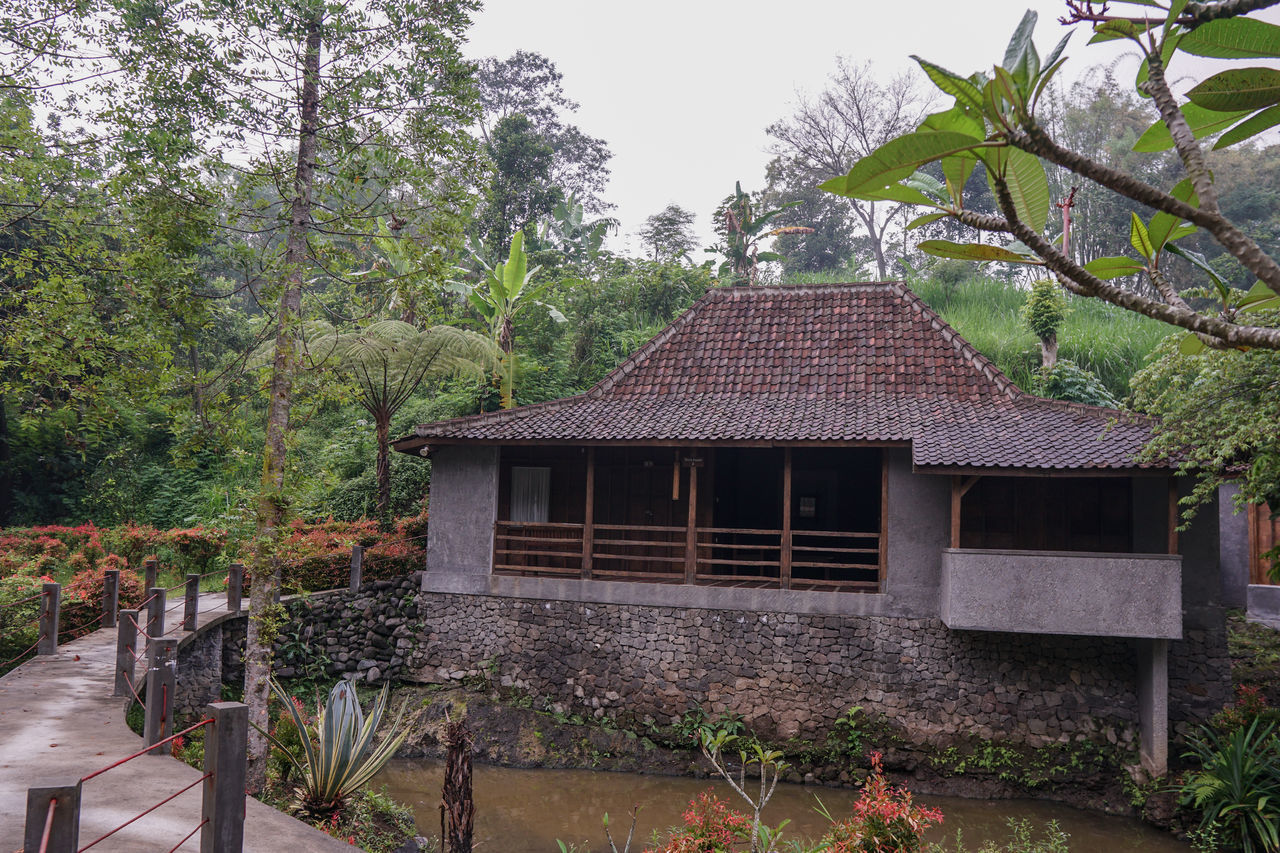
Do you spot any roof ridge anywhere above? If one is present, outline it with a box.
[1015,392,1154,424]
[886,280,1024,403]
[409,392,592,438]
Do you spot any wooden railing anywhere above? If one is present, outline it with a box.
[494,521,880,592]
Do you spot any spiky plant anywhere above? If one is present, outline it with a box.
[264,678,410,819]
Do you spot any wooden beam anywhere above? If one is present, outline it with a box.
[959,475,982,498]
[671,449,680,501]
[582,447,595,580]
[950,476,962,549]
[1168,478,1180,555]
[684,456,700,584]
[781,447,793,591]
[878,453,889,588]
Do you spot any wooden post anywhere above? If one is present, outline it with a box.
[115,609,138,698]
[23,781,81,853]
[201,702,248,853]
[350,545,364,592]
[144,638,178,756]
[1168,478,1180,555]
[146,587,166,655]
[102,569,119,630]
[227,563,243,613]
[38,583,59,656]
[143,557,158,594]
[878,455,889,588]
[183,573,199,631]
[781,448,793,590]
[581,447,595,580]
[949,477,962,549]
[683,456,702,585]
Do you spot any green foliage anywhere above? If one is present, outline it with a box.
[1130,335,1280,515]
[1033,360,1119,408]
[931,818,1069,853]
[1180,719,1280,853]
[829,706,866,759]
[707,182,811,286]
[816,753,944,853]
[1021,280,1068,342]
[262,678,411,818]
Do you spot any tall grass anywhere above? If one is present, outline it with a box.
[782,270,1173,399]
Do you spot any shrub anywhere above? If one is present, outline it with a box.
[1180,718,1280,853]
[102,523,162,568]
[60,556,146,637]
[819,752,944,853]
[1210,685,1280,735]
[646,792,751,853]
[0,574,46,663]
[163,525,226,574]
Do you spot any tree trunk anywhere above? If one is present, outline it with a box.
[1040,333,1058,370]
[244,9,322,794]
[0,397,11,527]
[375,412,391,526]
[442,717,474,853]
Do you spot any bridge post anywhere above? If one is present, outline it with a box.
[23,781,81,853]
[201,702,248,853]
[183,574,200,631]
[350,545,364,592]
[114,609,138,698]
[146,587,165,656]
[227,563,243,613]
[144,638,178,756]
[102,569,119,629]
[37,583,59,656]
[143,557,158,595]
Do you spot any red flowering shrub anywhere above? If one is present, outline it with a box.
[0,574,45,662]
[1211,684,1280,734]
[819,753,943,853]
[61,556,146,637]
[647,792,752,853]
[102,523,161,568]
[163,526,225,574]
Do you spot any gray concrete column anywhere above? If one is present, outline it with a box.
[201,701,248,853]
[227,563,243,613]
[102,569,119,629]
[183,574,200,631]
[1138,637,1169,777]
[114,609,139,698]
[144,638,178,756]
[425,445,500,580]
[1219,482,1250,608]
[37,583,59,655]
[23,780,80,853]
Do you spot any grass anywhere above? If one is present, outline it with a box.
[783,270,1174,400]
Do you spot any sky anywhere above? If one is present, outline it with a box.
[463,0,1147,253]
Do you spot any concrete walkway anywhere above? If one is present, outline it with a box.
[0,593,354,852]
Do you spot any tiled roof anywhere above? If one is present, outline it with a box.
[395,282,1160,471]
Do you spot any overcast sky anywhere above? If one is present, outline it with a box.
[463,0,1151,253]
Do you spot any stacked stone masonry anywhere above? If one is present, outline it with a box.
[171,574,1231,750]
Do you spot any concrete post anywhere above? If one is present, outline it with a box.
[37,583,59,655]
[144,638,178,756]
[350,545,364,592]
[183,573,199,631]
[201,701,248,853]
[102,569,119,629]
[146,587,166,654]
[1138,637,1170,777]
[227,563,243,614]
[143,557,158,594]
[114,609,138,698]
[23,780,81,853]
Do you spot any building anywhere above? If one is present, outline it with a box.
[394,282,1229,776]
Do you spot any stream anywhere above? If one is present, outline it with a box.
[375,759,1190,851]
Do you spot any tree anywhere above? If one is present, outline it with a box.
[306,321,494,523]
[477,113,563,252]
[87,0,481,789]
[449,231,565,407]
[476,51,613,213]
[767,59,932,278]
[708,182,812,286]
[638,204,698,262]
[762,157,861,275]
[820,4,1280,351]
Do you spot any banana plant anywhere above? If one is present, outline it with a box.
[448,231,565,407]
[819,4,1280,352]
[707,182,812,286]
[262,677,410,818]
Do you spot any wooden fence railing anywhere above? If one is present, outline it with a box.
[494,521,880,592]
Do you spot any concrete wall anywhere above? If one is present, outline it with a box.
[883,449,949,617]
[1219,482,1250,609]
[940,549,1183,640]
[425,445,499,576]
[1180,479,1224,631]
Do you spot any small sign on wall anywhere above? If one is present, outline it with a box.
[799,496,817,518]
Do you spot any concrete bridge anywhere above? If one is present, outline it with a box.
[0,592,354,852]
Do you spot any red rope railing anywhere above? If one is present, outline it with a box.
[76,772,211,852]
[58,610,106,641]
[37,796,57,853]
[165,818,208,853]
[80,718,213,784]
[1,633,47,669]
[0,591,45,610]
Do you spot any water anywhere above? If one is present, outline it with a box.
[375,759,1190,851]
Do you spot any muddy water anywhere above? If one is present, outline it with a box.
[376,760,1189,851]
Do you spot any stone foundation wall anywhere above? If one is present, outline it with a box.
[178,578,1231,750]
[173,616,246,717]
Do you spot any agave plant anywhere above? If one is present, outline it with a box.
[1181,718,1280,853]
[264,677,410,817]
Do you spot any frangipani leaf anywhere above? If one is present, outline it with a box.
[1214,105,1280,149]
[981,146,1049,230]
[1178,17,1280,59]
[1187,67,1280,112]
[913,57,984,112]
[1084,256,1146,279]
[1133,103,1250,152]
[918,240,1042,264]
[1130,213,1155,260]
[906,212,949,231]
[820,131,986,200]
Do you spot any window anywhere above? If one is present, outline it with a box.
[510,466,551,523]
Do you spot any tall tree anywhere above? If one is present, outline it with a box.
[478,113,563,251]
[638,204,698,262]
[766,59,931,278]
[95,0,481,789]
[476,50,613,213]
[762,157,861,275]
[708,183,812,286]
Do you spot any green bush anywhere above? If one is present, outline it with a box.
[1181,718,1280,853]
